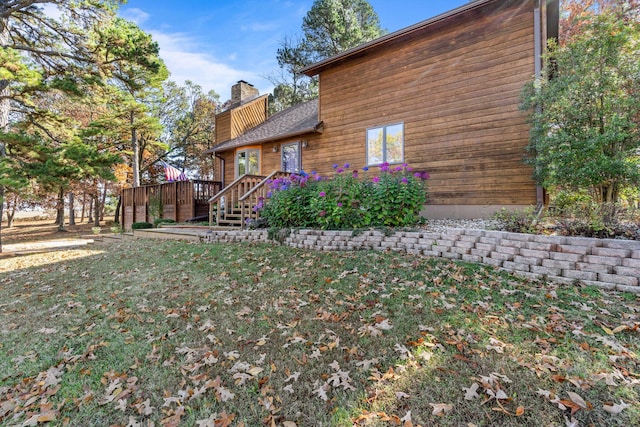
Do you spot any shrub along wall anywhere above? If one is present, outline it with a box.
[203,228,640,293]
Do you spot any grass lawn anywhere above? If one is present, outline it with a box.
[1,238,638,426]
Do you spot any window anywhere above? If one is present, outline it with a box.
[366,123,404,166]
[236,148,260,177]
[281,142,301,173]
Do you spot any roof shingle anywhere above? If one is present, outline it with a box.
[208,98,321,153]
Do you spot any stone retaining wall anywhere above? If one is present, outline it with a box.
[203,228,640,293]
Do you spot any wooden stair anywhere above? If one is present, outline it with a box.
[208,171,291,229]
[214,206,252,227]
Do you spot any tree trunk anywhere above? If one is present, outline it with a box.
[100,184,107,221]
[114,194,122,224]
[93,194,101,227]
[80,193,86,223]
[68,192,76,225]
[131,111,140,187]
[56,187,66,231]
[6,193,17,228]
[0,21,10,253]
[88,197,94,224]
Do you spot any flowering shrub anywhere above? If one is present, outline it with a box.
[258,163,428,229]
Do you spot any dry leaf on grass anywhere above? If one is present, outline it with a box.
[463,382,480,400]
[603,401,630,415]
[566,391,588,409]
[430,403,453,416]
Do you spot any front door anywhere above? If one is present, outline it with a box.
[281,142,301,173]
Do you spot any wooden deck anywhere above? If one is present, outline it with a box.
[121,180,222,230]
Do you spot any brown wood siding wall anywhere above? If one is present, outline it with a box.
[222,151,235,186]
[215,110,232,143]
[262,135,322,173]
[230,97,268,138]
[312,0,538,206]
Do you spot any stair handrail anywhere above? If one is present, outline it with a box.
[207,174,262,204]
[238,171,292,228]
[238,170,289,203]
[208,174,266,226]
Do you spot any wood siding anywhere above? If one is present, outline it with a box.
[215,96,268,143]
[230,96,268,139]
[310,0,538,206]
[214,96,269,185]
[215,110,232,144]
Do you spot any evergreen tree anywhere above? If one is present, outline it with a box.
[270,0,384,111]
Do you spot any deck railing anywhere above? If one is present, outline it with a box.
[208,174,266,226]
[238,171,291,228]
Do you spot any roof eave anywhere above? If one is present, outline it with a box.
[207,122,324,154]
[300,0,493,76]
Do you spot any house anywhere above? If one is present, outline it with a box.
[207,0,559,220]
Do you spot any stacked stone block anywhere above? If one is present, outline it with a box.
[203,228,640,293]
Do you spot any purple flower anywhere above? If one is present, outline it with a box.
[319,191,326,197]
[394,166,403,172]
[362,166,369,172]
[414,172,422,179]
[315,175,322,181]
[406,167,413,171]
[267,191,273,198]
[337,168,344,173]
[402,163,408,167]
[352,171,359,178]
[332,164,338,169]
[311,170,317,175]
[380,162,390,172]
[337,202,343,207]
[422,172,430,180]
[343,163,350,169]
[372,176,380,183]
[401,177,408,184]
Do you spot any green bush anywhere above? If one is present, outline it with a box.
[154,218,177,228]
[551,189,593,214]
[492,207,538,233]
[258,163,429,230]
[131,222,153,230]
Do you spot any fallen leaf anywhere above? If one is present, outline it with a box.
[430,403,453,416]
[612,325,629,334]
[247,366,263,377]
[603,400,630,415]
[463,382,480,400]
[566,391,588,409]
[601,326,614,335]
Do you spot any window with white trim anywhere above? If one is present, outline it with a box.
[366,123,404,166]
[236,148,260,177]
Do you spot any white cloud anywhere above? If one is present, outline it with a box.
[149,31,268,101]
[120,8,150,25]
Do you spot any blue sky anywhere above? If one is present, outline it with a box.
[120,1,468,101]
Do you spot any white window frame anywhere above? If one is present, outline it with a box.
[235,148,261,177]
[366,122,405,166]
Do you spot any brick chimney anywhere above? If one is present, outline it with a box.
[230,80,259,107]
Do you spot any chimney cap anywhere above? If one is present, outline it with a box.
[236,80,253,87]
